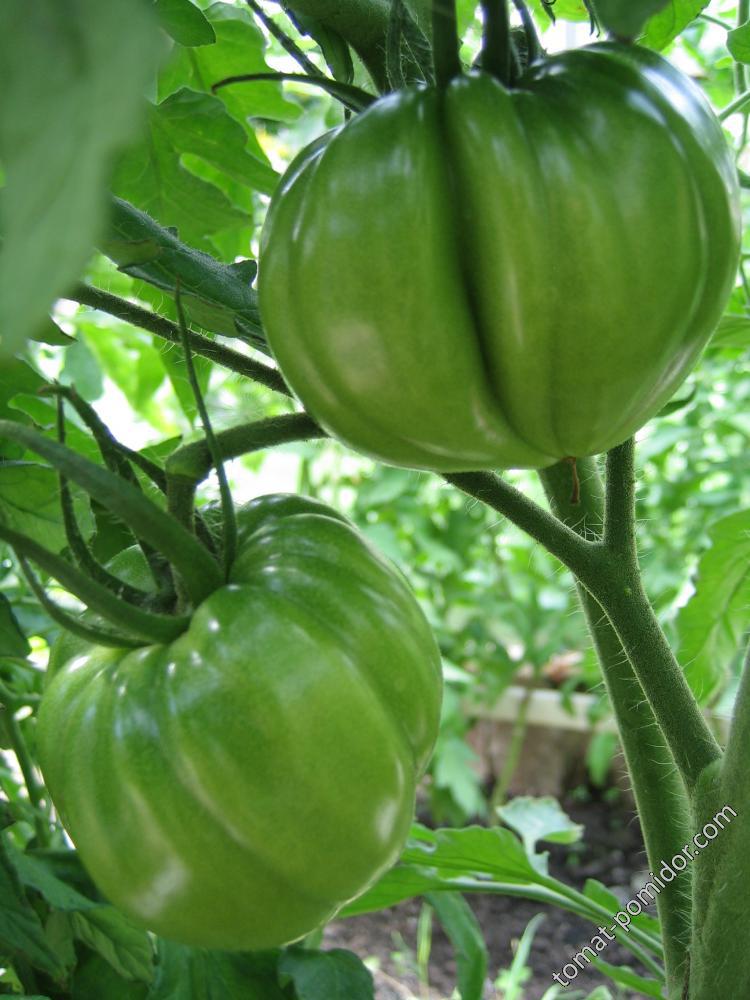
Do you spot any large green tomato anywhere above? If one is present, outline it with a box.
[259,43,741,471]
[38,495,442,950]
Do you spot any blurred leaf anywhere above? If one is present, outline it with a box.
[432,735,485,818]
[72,949,149,999]
[677,510,750,703]
[497,797,584,858]
[70,909,154,984]
[278,947,374,999]
[60,337,105,402]
[585,731,618,787]
[427,892,487,1000]
[583,879,661,939]
[30,319,75,347]
[0,463,70,551]
[0,0,159,354]
[0,836,64,978]
[640,1,708,50]
[155,0,216,46]
[527,0,591,21]
[590,957,664,997]
[711,314,750,349]
[0,596,30,658]
[591,0,670,38]
[728,22,750,63]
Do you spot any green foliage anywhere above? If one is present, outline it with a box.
[0,0,160,354]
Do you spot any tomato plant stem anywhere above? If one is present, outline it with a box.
[432,0,461,87]
[6,710,50,848]
[70,284,292,397]
[480,0,511,84]
[540,458,692,995]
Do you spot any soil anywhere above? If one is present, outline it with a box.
[324,791,654,1000]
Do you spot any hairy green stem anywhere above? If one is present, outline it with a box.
[540,458,692,994]
[70,284,291,397]
[444,471,602,583]
[167,413,325,482]
[599,443,721,795]
[175,285,237,578]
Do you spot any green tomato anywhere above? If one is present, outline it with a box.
[259,43,741,471]
[38,495,442,950]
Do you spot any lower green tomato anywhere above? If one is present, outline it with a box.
[38,495,442,950]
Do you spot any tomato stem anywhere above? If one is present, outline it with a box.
[53,393,158,608]
[175,281,237,579]
[480,0,512,85]
[0,421,224,606]
[70,284,291,397]
[539,458,692,994]
[431,0,461,88]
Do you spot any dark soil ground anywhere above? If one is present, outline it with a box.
[324,791,654,999]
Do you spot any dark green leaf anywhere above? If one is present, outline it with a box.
[155,0,216,47]
[288,15,355,82]
[279,947,374,1000]
[148,942,286,1000]
[0,595,30,658]
[279,947,375,1000]
[427,893,487,1000]
[73,949,150,999]
[0,0,159,353]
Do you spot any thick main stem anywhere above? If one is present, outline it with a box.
[540,459,692,994]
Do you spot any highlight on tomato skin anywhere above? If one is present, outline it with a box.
[259,42,741,474]
[36,496,443,951]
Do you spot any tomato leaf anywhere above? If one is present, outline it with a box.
[0,837,65,979]
[677,509,750,702]
[159,3,301,125]
[149,942,287,1000]
[592,0,671,39]
[426,892,487,1000]
[0,595,30,658]
[101,198,265,350]
[711,314,750,350]
[279,947,374,1000]
[0,0,159,355]
[155,0,216,47]
[0,463,84,552]
[497,796,584,856]
[640,0,709,50]
[112,89,270,254]
[590,957,664,997]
